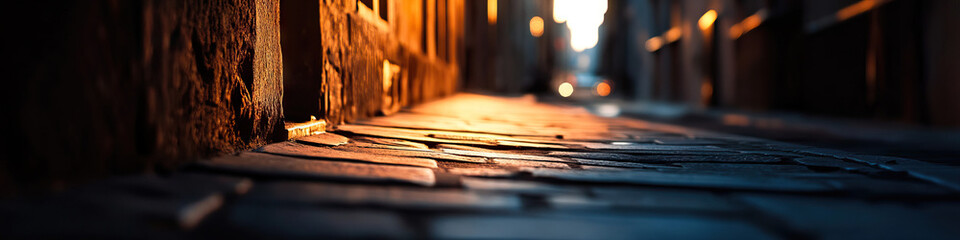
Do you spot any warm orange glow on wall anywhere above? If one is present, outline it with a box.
[487,0,497,24]
[729,25,744,39]
[742,14,762,32]
[664,27,682,42]
[646,27,681,52]
[645,36,663,52]
[382,60,401,111]
[596,81,611,96]
[700,81,713,104]
[698,10,717,31]
[553,0,607,52]
[837,0,876,21]
[730,9,767,39]
[529,16,544,37]
[558,82,574,97]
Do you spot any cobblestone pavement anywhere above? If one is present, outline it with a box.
[4,94,960,239]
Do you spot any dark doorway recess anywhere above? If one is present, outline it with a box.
[280,0,323,121]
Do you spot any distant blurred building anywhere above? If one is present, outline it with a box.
[464,0,960,126]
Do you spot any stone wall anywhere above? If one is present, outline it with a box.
[2,0,284,194]
[283,0,460,124]
[1,0,462,195]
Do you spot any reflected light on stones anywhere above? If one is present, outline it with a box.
[595,103,620,117]
[558,82,574,97]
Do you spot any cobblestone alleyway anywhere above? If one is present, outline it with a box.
[4,94,960,239]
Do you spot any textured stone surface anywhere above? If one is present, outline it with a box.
[738,194,960,239]
[523,168,832,192]
[199,152,436,186]
[257,141,439,168]
[0,173,252,237]
[4,0,284,194]
[225,204,413,239]
[334,146,487,163]
[3,0,466,195]
[295,132,351,146]
[589,187,742,212]
[4,94,960,239]
[244,181,522,211]
[315,0,460,125]
[460,177,583,195]
[430,214,777,240]
[493,159,572,169]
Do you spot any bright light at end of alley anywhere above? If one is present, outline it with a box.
[554,0,607,52]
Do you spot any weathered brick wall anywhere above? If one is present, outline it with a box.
[285,0,460,125]
[2,0,284,194]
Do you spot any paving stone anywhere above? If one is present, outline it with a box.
[430,213,776,240]
[623,135,685,142]
[334,145,487,163]
[579,142,734,152]
[199,152,436,186]
[295,132,350,146]
[0,173,251,237]
[775,172,869,179]
[493,159,571,169]
[258,141,438,168]
[588,186,742,212]
[337,124,569,149]
[355,113,572,138]
[574,158,679,169]
[653,138,729,145]
[0,200,185,239]
[579,165,631,171]
[348,141,436,152]
[349,135,430,150]
[243,181,522,211]
[737,150,807,158]
[795,157,875,171]
[824,177,954,196]
[794,157,891,176]
[738,194,960,239]
[546,195,615,209]
[167,173,256,195]
[461,177,583,195]
[668,163,815,175]
[440,147,571,163]
[9,93,960,239]
[337,124,497,146]
[445,168,518,177]
[845,154,960,192]
[522,168,832,192]
[68,174,247,229]
[226,204,414,239]
[548,151,782,163]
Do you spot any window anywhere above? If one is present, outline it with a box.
[358,0,390,30]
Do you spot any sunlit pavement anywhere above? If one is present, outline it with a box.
[4,94,960,239]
